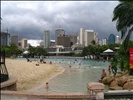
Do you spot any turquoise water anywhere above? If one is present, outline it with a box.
[21,58,109,93]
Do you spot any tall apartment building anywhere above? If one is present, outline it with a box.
[98,38,107,45]
[21,38,28,50]
[69,33,77,46]
[85,30,98,46]
[0,32,10,46]
[79,28,98,47]
[115,35,121,44]
[50,40,55,47]
[11,34,18,46]
[55,28,65,45]
[79,28,85,46]
[108,34,115,44]
[57,35,70,47]
[102,38,107,45]
[44,30,50,48]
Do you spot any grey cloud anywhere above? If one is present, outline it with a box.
[1,1,132,40]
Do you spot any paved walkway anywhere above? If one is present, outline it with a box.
[1,91,91,100]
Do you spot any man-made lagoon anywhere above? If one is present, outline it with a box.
[24,57,109,93]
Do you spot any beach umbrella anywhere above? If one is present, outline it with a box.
[100,49,115,55]
[23,51,29,54]
[103,49,114,53]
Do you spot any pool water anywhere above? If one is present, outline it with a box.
[27,58,110,93]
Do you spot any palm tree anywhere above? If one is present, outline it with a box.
[112,1,133,52]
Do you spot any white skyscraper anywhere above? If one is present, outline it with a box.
[79,28,84,46]
[44,30,50,48]
[21,38,28,49]
[79,28,98,47]
[115,35,121,44]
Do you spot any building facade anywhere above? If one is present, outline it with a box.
[115,35,121,44]
[108,34,115,44]
[84,30,93,46]
[102,38,107,45]
[0,32,10,46]
[44,30,50,48]
[79,28,85,46]
[79,28,98,47]
[11,34,18,46]
[50,40,55,47]
[55,28,65,45]
[21,38,28,50]
[69,33,77,46]
[57,35,70,47]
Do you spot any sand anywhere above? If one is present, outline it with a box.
[5,58,64,91]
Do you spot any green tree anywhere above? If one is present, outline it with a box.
[82,47,89,59]
[112,1,133,52]
[91,40,96,45]
[110,40,133,75]
[112,1,133,75]
[28,46,36,57]
[35,47,48,57]
[1,44,22,57]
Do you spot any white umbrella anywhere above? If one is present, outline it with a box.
[23,51,29,54]
[103,49,114,53]
[101,49,115,56]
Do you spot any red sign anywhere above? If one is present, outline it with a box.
[130,48,133,69]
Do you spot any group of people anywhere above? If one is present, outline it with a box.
[100,65,117,81]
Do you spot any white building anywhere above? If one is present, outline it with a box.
[102,38,107,45]
[21,38,28,50]
[1,32,10,46]
[115,35,121,44]
[79,28,98,47]
[44,30,50,48]
[79,28,84,46]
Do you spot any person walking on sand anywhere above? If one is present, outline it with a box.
[40,55,43,63]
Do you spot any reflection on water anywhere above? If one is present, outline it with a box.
[33,58,110,93]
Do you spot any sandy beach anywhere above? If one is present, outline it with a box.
[5,58,64,91]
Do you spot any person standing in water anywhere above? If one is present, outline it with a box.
[108,66,111,75]
[45,82,49,92]
[100,69,107,81]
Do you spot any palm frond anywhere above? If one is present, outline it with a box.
[112,1,133,39]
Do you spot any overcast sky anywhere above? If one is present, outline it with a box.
[2,1,132,41]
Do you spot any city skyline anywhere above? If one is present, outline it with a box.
[1,1,127,41]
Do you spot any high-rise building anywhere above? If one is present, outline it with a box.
[55,28,65,45]
[79,28,84,46]
[11,34,18,46]
[102,38,107,45]
[21,38,28,50]
[84,30,97,46]
[0,32,10,46]
[108,34,115,44]
[79,28,98,47]
[40,41,44,47]
[50,40,55,47]
[57,35,70,47]
[44,30,50,48]
[115,35,121,44]
[69,33,77,46]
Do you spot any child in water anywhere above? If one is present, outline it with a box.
[45,82,49,90]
